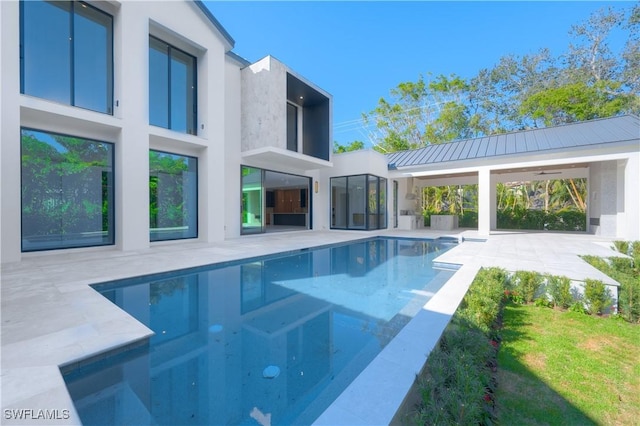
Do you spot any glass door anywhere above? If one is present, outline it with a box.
[241,166,264,234]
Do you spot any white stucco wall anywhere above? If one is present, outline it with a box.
[589,161,619,238]
[329,150,389,177]
[1,0,232,263]
[1,0,21,263]
[224,56,243,239]
[621,153,640,240]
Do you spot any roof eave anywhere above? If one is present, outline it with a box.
[192,0,235,49]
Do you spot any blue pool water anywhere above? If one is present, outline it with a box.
[63,237,456,425]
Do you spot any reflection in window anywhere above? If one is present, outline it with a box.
[287,103,298,151]
[21,0,113,114]
[21,128,114,251]
[149,36,197,135]
[149,150,198,241]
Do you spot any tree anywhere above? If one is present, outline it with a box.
[520,80,634,126]
[521,6,639,126]
[363,74,489,153]
[365,5,639,150]
[333,140,365,153]
[472,48,560,131]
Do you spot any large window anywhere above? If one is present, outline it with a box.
[149,150,198,241]
[149,36,197,135]
[331,174,387,230]
[20,0,113,114]
[21,128,114,251]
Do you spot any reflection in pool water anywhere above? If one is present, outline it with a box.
[64,237,455,425]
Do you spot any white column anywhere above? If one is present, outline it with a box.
[205,43,227,243]
[1,1,22,263]
[477,168,492,236]
[116,3,150,251]
[490,173,498,230]
[622,154,640,240]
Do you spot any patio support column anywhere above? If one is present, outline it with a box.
[478,168,492,236]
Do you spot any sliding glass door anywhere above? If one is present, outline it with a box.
[241,166,311,235]
[241,166,263,234]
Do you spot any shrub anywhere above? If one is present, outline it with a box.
[617,272,640,323]
[534,297,552,308]
[417,322,495,426]
[609,256,635,276]
[496,208,586,231]
[512,271,544,303]
[613,240,630,255]
[583,279,613,315]
[546,274,573,309]
[569,301,587,314]
[459,267,508,332]
[458,210,478,228]
[415,267,507,425]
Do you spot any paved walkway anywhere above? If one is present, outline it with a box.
[0,230,623,425]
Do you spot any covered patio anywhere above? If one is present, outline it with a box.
[387,115,640,240]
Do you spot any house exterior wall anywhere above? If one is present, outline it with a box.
[588,154,640,239]
[621,153,640,240]
[224,55,243,239]
[241,56,287,152]
[2,1,639,265]
[1,0,235,263]
[589,161,619,238]
[1,0,21,263]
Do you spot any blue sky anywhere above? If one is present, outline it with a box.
[205,1,632,145]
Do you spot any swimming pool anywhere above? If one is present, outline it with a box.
[63,237,456,425]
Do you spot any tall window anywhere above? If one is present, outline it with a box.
[21,128,114,251]
[20,0,113,114]
[287,103,298,151]
[149,150,198,241]
[149,36,197,135]
[331,174,387,230]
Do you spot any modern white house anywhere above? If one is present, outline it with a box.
[1,0,639,267]
[2,2,640,425]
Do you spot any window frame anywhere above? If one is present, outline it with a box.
[19,0,114,114]
[149,149,199,242]
[20,127,115,252]
[149,35,198,135]
[330,174,388,231]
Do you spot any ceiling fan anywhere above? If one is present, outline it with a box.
[534,171,562,176]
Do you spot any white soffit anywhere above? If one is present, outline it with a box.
[241,147,333,172]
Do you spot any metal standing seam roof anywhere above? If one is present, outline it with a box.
[386,115,640,169]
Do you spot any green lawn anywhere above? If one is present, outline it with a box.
[496,303,640,425]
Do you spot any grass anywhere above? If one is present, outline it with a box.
[496,303,640,425]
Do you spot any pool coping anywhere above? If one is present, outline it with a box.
[1,229,623,425]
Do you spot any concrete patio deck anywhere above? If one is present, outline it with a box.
[1,230,623,425]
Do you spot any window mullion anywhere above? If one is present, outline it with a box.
[69,1,75,107]
[167,44,172,130]
[192,57,197,135]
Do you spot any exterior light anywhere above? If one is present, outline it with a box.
[314,181,319,193]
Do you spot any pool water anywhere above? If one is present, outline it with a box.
[63,237,455,425]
